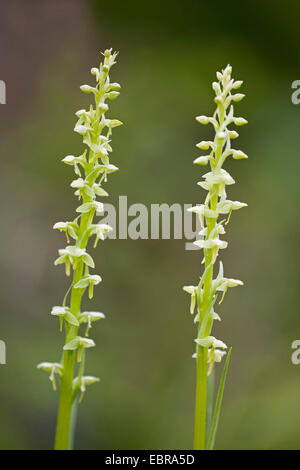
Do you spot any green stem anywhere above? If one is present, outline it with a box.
[54,165,96,450]
[193,105,224,450]
[54,267,83,450]
[194,346,208,449]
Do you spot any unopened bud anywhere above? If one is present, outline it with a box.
[193,156,209,165]
[232,93,245,102]
[233,117,248,126]
[196,141,210,150]
[80,85,94,94]
[232,80,243,89]
[196,115,210,124]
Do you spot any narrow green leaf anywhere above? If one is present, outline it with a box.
[207,347,232,450]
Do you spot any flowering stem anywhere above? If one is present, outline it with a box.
[194,107,224,450]
[55,172,97,448]
[54,265,84,449]
[38,49,122,450]
[184,65,248,450]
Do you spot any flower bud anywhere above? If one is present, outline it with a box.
[80,85,94,94]
[233,117,248,126]
[193,156,209,165]
[196,115,210,124]
[196,141,210,150]
[75,109,87,117]
[232,150,248,159]
[62,155,75,164]
[212,81,221,94]
[232,93,245,102]
[91,67,98,76]
[228,130,239,139]
[214,96,223,105]
[99,103,109,113]
[109,82,121,91]
[106,91,120,100]
[223,64,232,77]
[232,80,243,89]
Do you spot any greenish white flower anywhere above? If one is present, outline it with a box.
[53,221,78,242]
[193,238,228,250]
[79,311,105,336]
[54,246,94,276]
[195,115,217,127]
[62,154,86,176]
[40,49,123,440]
[185,65,247,388]
[232,150,248,160]
[71,178,95,200]
[76,201,104,214]
[231,93,245,102]
[195,336,227,350]
[228,130,239,139]
[73,375,100,402]
[90,223,113,247]
[233,117,248,126]
[193,156,210,165]
[183,285,198,314]
[50,306,79,331]
[37,362,63,391]
[196,140,213,150]
[207,348,227,375]
[74,274,102,299]
[64,336,95,362]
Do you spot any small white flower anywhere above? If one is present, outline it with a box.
[51,306,68,316]
[196,115,210,125]
[212,338,227,349]
[50,306,79,331]
[232,150,248,160]
[37,362,63,391]
[76,201,104,214]
[196,141,212,150]
[73,375,100,402]
[207,348,227,375]
[232,80,243,89]
[79,311,105,336]
[91,223,113,247]
[183,285,198,314]
[228,130,239,139]
[193,238,228,250]
[231,93,245,102]
[74,274,102,299]
[80,84,94,94]
[64,336,95,362]
[233,117,248,126]
[62,155,75,164]
[193,156,210,165]
[195,336,227,350]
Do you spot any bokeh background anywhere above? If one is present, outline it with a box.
[0,0,299,450]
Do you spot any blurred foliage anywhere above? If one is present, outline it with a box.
[0,0,299,449]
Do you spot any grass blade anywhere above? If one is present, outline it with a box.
[207,347,232,450]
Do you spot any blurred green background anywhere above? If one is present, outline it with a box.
[0,0,299,450]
